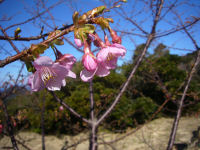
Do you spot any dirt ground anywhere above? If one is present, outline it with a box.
[0,117,199,150]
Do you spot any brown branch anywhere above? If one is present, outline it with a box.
[0,24,74,68]
[50,91,90,125]
[16,139,32,150]
[0,99,19,150]
[167,15,200,150]
[155,18,200,38]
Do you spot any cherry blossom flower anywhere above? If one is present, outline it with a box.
[97,43,126,70]
[28,56,76,91]
[80,33,126,82]
[80,44,126,82]
[57,54,76,70]
[80,40,98,82]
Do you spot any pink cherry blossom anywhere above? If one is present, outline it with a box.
[57,54,76,70]
[80,44,126,82]
[97,43,126,70]
[59,106,64,111]
[74,38,83,48]
[80,43,126,82]
[28,56,76,92]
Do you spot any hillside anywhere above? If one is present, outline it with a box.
[0,117,199,150]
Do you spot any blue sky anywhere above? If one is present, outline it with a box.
[0,0,199,83]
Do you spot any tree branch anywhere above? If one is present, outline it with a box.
[50,91,90,125]
[96,0,164,126]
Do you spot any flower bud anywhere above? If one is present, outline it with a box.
[108,27,121,44]
[74,38,83,48]
[59,106,64,111]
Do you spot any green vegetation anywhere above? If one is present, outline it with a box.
[1,43,200,135]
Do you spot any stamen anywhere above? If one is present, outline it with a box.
[41,67,56,85]
[107,52,114,61]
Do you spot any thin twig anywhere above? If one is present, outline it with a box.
[41,91,46,150]
[50,91,90,125]
[166,16,200,150]
[0,99,19,150]
[96,0,164,126]
[89,80,98,150]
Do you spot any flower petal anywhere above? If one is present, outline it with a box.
[67,70,76,78]
[80,69,96,82]
[105,57,118,69]
[58,54,76,69]
[82,54,98,71]
[45,64,68,90]
[96,64,110,77]
[62,79,66,87]
[32,71,44,91]
[34,56,54,70]
[34,56,53,65]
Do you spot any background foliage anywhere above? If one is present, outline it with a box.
[1,43,200,135]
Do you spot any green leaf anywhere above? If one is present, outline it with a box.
[25,61,36,72]
[92,17,113,30]
[75,24,95,41]
[31,43,49,57]
[86,6,106,18]
[53,39,64,45]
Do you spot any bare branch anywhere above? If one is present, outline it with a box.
[96,0,164,126]
[50,91,90,125]
[4,0,64,31]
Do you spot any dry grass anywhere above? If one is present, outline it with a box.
[0,117,199,150]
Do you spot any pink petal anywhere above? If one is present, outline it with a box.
[96,48,109,61]
[33,56,53,69]
[105,57,118,69]
[28,74,34,89]
[108,46,126,57]
[111,43,126,50]
[45,64,69,91]
[32,71,44,91]
[58,54,76,69]
[80,69,96,82]
[96,65,110,77]
[67,70,76,78]
[82,54,98,71]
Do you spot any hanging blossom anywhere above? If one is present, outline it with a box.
[80,40,98,82]
[80,33,126,82]
[28,56,76,91]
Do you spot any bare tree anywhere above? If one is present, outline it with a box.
[0,0,199,150]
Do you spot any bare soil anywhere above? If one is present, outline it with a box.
[0,117,199,150]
